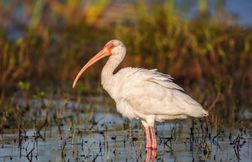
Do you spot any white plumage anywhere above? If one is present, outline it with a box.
[104,68,207,126]
[73,40,208,149]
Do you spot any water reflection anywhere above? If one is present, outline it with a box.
[145,148,157,162]
[0,119,251,161]
[0,98,251,161]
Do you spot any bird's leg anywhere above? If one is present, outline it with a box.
[145,127,151,148]
[151,149,157,161]
[150,127,157,149]
[145,148,151,162]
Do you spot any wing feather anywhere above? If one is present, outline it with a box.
[113,67,207,119]
[118,68,184,91]
[115,68,189,116]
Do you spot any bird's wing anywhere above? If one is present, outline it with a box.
[118,68,184,91]
[115,68,204,116]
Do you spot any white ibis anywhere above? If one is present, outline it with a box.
[72,40,208,149]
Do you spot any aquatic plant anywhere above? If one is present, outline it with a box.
[0,0,251,130]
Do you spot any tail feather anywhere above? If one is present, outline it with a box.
[202,109,209,117]
[188,106,208,118]
[174,90,208,118]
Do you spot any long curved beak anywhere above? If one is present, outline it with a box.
[72,47,111,88]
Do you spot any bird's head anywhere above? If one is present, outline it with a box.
[72,39,125,88]
[105,39,126,56]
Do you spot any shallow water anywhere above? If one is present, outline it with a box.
[0,97,251,162]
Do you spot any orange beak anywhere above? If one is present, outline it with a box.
[72,47,111,88]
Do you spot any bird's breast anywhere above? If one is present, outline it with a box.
[115,99,137,119]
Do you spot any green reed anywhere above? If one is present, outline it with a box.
[0,1,251,129]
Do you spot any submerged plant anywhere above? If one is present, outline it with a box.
[0,0,251,130]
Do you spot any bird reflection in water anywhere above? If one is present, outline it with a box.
[145,148,157,162]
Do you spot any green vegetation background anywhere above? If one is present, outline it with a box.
[0,0,251,129]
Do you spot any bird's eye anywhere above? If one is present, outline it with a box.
[105,43,115,52]
[107,43,114,48]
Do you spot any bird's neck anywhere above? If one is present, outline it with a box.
[101,54,123,90]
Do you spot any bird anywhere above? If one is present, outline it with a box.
[72,39,208,149]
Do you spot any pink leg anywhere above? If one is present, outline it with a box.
[150,127,157,149]
[151,149,157,162]
[145,127,151,148]
[145,148,151,162]
[145,148,157,162]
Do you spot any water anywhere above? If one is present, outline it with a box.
[0,97,251,162]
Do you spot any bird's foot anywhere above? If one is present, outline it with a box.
[145,144,157,150]
[151,146,157,150]
[146,143,152,149]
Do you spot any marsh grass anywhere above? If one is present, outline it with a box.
[0,98,250,161]
[0,1,251,135]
